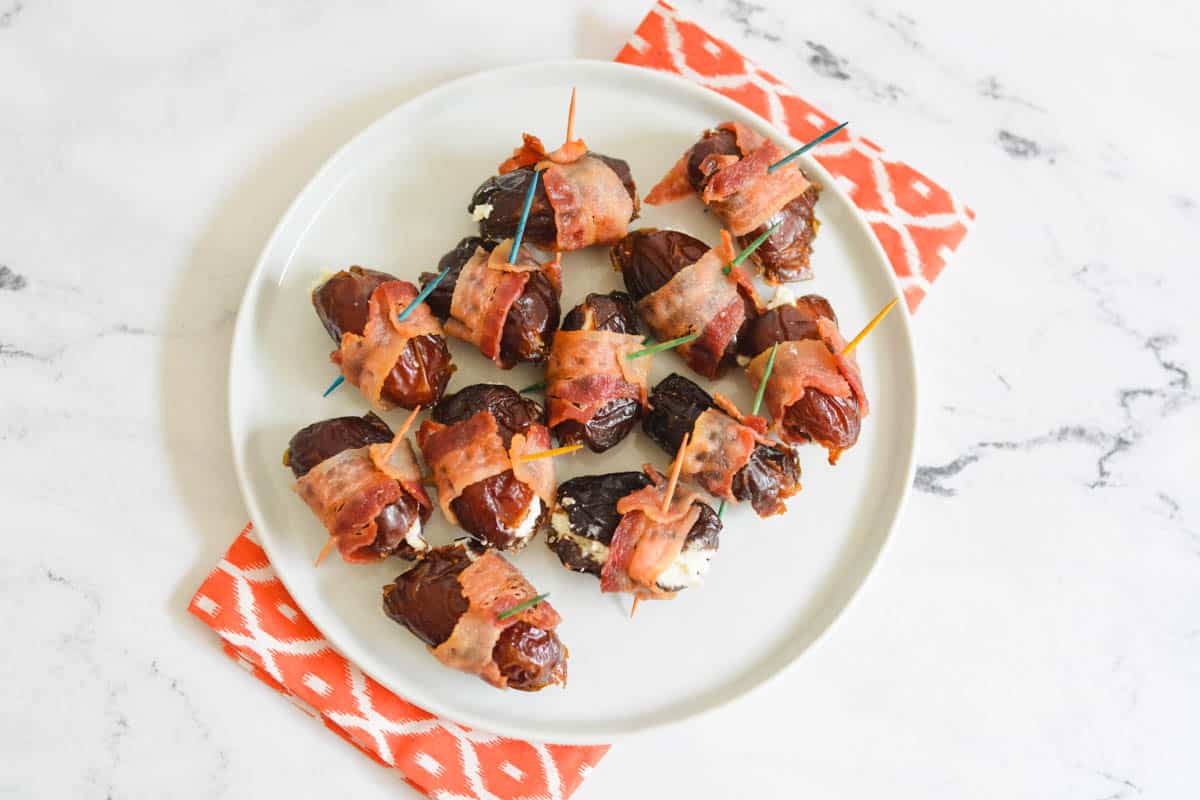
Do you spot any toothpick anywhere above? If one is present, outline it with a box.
[509,169,541,263]
[520,381,546,394]
[842,297,899,356]
[625,332,700,360]
[565,86,577,143]
[630,596,641,619]
[662,433,690,514]
[723,220,783,274]
[398,267,450,323]
[314,535,335,567]
[519,443,583,462]
[323,374,344,397]
[377,405,421,463]
[498,593,549,621]
[752,342,779,416]
[767,121,849,173]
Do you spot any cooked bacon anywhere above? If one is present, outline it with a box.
[817,317,868,415]
[417,410,556,525]
[444,242,538,366]
[681,403,768,503]
[643,149,693,206]
[508,425,558,511]
[417,411,512,526]
[369,436,433,520]
[545,329,650,429]
[498,133,633,250]
[645,121,812,237]
[542,155,634,250]
[332,280,443,410]
[635,238,760,378]
[292,447,402,564]
[432,550,562,688]
[748,340,853,433]
[600,468,703,598]
[700,122,812,236]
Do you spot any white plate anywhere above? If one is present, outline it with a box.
[229,60,917,743]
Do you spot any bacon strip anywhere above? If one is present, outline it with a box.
[508,424,557,510]
[543,155,634,250]
[417,411,512,526]
[748,340,853,436]
[600,468,703,598]
[545,329,650,429]
[417,411,557,525]
[644,122,811,237]
[432,550,563,688]
[444,243,538,366]
[700,122,812,236]
[292,447,401,564]
[368,437,433,520]
[635,239,760,378]
[817,317,868,415]
[681,405,767,503]
[332,281,443,410]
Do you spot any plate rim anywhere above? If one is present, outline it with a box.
[227,58,919,743]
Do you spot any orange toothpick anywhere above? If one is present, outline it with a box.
[630,596,641,619]
[661,433,690,513]
[565,86,577,144]
[314,536,335,567]
[519,442,584,463]
[842,297,900,356]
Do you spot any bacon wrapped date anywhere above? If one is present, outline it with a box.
[611,228,762,380]
[745,294,868,463]
[548,472,720,592]
[417,384,555,552]
[645,122,822,284]
[643,373,801,517]
[383,541,567,691]
[420,237,561,369]
[284,412,432,562]
[546,291,648,453]
[469,132,639,251]
[313,267,454,410]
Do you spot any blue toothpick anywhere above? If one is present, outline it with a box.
[767,122,849,174]
[323,374,344,396]
[398,265,450,323]
[509,168,541,263]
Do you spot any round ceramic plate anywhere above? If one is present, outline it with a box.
[229,60,917,743]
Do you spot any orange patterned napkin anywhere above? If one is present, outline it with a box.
[192,4,974,798]
[618,1,974,311]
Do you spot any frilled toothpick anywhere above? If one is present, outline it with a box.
[767,121,849,174]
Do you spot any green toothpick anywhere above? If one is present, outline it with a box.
[625,332,700,361]
[723,220,783,274]
[718,342,780,519]
[497,593,549,621]
[767,121,848,174]
[520,381,546,394]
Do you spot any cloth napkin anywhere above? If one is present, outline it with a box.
[190,4,974,798]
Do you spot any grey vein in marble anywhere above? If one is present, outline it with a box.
[722,0,781,42]
[0,265,27,290]
[997,130,1044,160]
[0,1,22,28]
[805,41,851,80]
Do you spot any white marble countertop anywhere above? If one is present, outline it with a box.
[3,0,1197,797]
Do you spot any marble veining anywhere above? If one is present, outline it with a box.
[2,0,1197,798]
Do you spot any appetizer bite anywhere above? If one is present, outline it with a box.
[546,291,650,453]
[645,122,822,284]
[417,384,555,551]
[644,374,801,518]
[744,293,868,464]
[611,228,762,380]
[420,237,561,368]
[548,471,721,593]
[383,541,567,691]
[313,267,453,409]
[468,90,639,251]
[285,411,432,563]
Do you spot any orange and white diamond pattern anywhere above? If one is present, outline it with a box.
[617,1,975,311]
[189,525,608,800]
